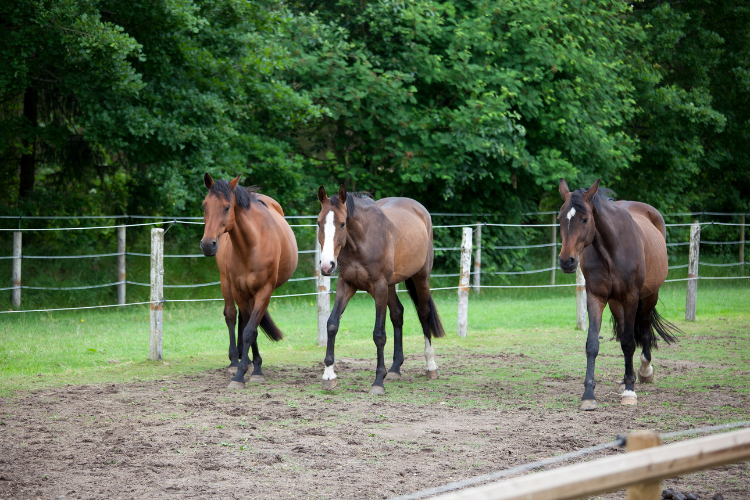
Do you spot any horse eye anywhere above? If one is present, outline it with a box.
[340,222,345,228]
[583,218,589,223]
[224,206,230,213]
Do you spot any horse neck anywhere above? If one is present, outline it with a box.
[342,202,381,254]
[591,199,627,256]
[227,205,258,253]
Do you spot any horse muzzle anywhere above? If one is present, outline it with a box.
[559,256,577,273]
[320,261,336,276]
[200,238,218,257]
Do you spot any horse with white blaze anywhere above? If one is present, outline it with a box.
[316,185,445,395]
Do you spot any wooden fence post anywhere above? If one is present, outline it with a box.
[11,231,21,308]
[117,225,126,305]
[740,214,745,273]
[575,261,586,330]
[685,221,700,322]
[150,228,164,361]
[550,214,557,285]
[473,224,481,294]
[315,227,330,347]
[626,430,662,500]
[457,227,472,337]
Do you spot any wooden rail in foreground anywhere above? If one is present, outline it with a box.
[433,428,750,500]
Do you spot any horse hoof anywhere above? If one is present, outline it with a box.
[227,381,246,390]
[425,369,440,380]
[385,372,401,381]
[580,400,598,411]
[248,375,265,383]
[621,396,637,406]
[322,379,337,391]
[228,366,238,376]
[369,385,385,396]
[638,372,654,384]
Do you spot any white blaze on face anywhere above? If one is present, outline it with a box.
[566,207,576,232]
[322,364,336,380]
[424,337,438,371]
[320,211,336,270]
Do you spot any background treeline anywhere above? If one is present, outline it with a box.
[2,0,748,219]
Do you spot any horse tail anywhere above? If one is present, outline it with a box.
[643,303,679,348]
[404,278,446,339]
[611,299,679,348]
[259,311,284,342]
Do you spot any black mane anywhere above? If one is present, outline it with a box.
[330,191,373,216]
[209,180,261,209]
[568,186,616,213]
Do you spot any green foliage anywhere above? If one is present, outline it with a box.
[0,0,322,216]
[621,0,749,213]
[285,0,640,214]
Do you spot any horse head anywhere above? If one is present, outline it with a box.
[200,173,241,256]
[317,184,350,276]
[557,178,599,273]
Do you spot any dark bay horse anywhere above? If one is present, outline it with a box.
[317,185,445,395]
[558,179,678,410]
[200,174,298,389]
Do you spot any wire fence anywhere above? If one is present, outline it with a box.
[0,211,747,314]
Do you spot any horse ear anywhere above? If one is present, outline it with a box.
[584,179,600,202]
[318,186,328,204]
[338,184,347,204]
[229,175,241,189]
[204,173,214,190]
[559,178,570,200]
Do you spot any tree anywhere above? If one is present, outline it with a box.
[284,0,641,214]
[622,0,749,213]
[0,0,321,216]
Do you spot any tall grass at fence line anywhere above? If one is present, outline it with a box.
[0,213,746,311]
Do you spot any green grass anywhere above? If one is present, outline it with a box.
[0,281,747,398]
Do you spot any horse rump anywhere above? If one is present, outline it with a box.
[404,278,446,338]
[610,299,679,348]
[259,311,284,342]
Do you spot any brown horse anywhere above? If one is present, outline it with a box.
[558,179,678,410]
[200,174,298,389]
[317,185,445,395]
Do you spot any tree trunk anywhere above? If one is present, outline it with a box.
[19,86,38,199]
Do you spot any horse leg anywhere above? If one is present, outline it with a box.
[580,294,606,411]
[618,297,640,405]
[368,278,390,395]
[638,293,659,384]
[385,285,405,381]
[321,279,356,391]
[224,303,238,375]
[412,274,440,379]
[228,292,269,389]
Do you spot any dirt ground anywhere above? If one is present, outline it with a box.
[0,352,748,500]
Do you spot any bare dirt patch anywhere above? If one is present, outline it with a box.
[0,352,748,499]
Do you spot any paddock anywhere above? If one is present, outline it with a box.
[0,283,748,499]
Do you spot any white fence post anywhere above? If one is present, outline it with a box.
[150,228,164,360]
[457,227,472,337]
[550,214,557,286]
[117,225,126,305]
[685,221,700,322]
[575,261,586,330]
[315,227,330,347]
[740,214,745,274]
[473,224,481,294]
[11,231,21,308]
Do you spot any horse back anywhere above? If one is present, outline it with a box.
[617,201,668,296]
[375,197,432,282]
